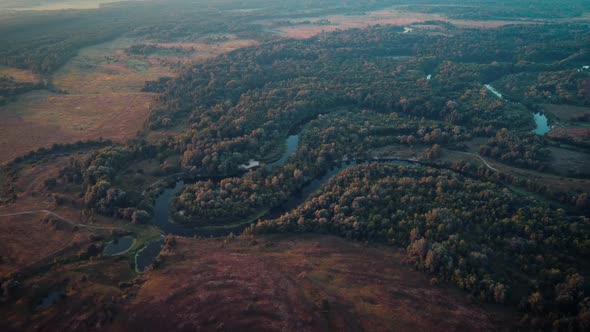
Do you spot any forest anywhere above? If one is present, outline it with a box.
[1,1,589,331]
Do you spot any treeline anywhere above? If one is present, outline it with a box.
[0,76,40,105]
[8,139,113,169]
[249,163,590,330]
[55,142,167,221]
[125,44,192,56]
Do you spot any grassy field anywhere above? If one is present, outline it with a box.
[264,7,535,39]
[0,90,153,163]
[0,33,261,163]
[52,37,174,95]
[115,234,512,331]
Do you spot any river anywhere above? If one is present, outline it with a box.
[136,134,301,272]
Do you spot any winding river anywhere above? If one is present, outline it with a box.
[136,134,302,272]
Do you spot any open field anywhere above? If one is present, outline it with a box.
[118,235,511,331]
[0,212,88,277]
[0,90,153,163]
[52,37,174,95]
[547,146,590,177]
[442,148,590,193]
[265,8,536,39]
[0,34,260,162]
[543,104,590,122]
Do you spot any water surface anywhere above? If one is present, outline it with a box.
[270,134,300,168]
[533,112,551,135]
[102,235,136,256]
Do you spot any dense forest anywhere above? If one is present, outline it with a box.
[146,23,588,222]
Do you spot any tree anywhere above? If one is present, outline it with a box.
[132,210,151,224]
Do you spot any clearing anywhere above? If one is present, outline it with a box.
[0,91,153,163]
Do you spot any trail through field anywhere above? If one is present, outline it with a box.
[455,151,500,172]
[0,209,121,230]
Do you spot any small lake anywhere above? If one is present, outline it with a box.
[533,112,552,135]
[102,235,136,256]
[135,239,165,273]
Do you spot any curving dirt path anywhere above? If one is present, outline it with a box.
[0,209,120,230]
[455,151,500,172]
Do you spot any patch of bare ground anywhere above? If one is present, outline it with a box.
[117,235,512,331]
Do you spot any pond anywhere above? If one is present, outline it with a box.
[102,235,136,256]
[135,238,165,273]
[533,112,552,135]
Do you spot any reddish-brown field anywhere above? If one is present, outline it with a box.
[0,91,153,163]
[0,212,88,277]
[272,9,532,39]
[117,235,511,331]
[547,127,590,143]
